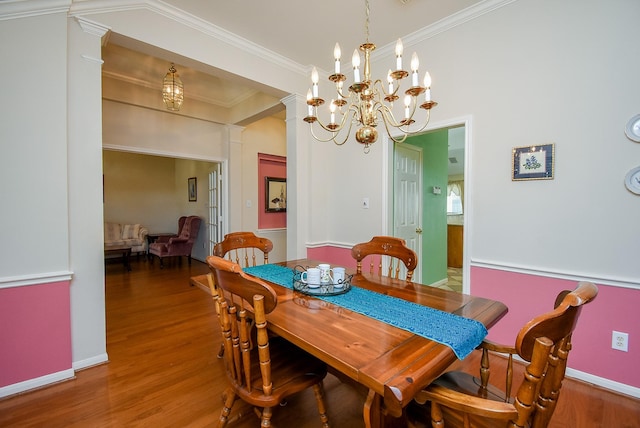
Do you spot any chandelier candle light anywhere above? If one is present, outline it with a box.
[304,0,437,153]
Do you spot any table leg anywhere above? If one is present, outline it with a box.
[364,389,383,428]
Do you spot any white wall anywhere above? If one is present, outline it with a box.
[0,10,108,370]
[317,0,640,284]
[0,13,70,278]
[423,0,639,283]
[102,100,227,160]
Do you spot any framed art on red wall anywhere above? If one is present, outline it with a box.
[265,177,286,212]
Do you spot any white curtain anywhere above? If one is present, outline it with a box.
[447,180,464,209]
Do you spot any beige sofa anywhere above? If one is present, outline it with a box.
[104,222,149,255]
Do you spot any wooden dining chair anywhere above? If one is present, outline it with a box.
[201,232,274,358]
[206,255,330,428]
[214,231,273,267]
[351,236,418,282]
[407,281,598,428]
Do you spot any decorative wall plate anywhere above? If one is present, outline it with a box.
[625,166,640,195]
[625,114,640,142]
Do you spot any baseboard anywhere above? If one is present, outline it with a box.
[429,278,448,287]
[565,367,640,399]
[504,352,640,399]
[0,368,75,399]
[72,353,109,371]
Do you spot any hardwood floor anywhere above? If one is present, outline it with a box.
[0,258,638,427]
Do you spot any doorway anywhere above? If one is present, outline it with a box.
[393,143,423,282]
[102,150,223,264]
[389,118,470,292]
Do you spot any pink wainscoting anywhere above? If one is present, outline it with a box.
[471,266,639,389]
[307,245,390,272]
[307,246,357,270]
[0,281,72,387]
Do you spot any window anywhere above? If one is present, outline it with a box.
[447,183,463,215]
[447,191,463,215]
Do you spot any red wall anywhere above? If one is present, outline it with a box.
[258,153,286,229]
[471,266,639,389]
[0,281,72,388]
[307,246,356,269]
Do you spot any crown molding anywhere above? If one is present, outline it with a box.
[0,0,70,20]
[371,0,519,61]
[314,0,519,75]
[68,0,309,76]
[75,15,110,38]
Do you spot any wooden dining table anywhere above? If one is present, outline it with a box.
[248,259,509,428]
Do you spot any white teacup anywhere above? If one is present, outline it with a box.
[301,267,321,288]
[318,263,332,284]
[332,267,346,287]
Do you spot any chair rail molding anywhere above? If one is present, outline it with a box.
[0,271,73,289]
[471,259,639,290]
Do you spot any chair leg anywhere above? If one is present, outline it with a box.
[260,406,273,427]
[217,388,236,428]
[312,382,330,428]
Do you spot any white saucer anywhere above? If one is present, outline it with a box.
[624,166,640,195]
[625,114,640,142]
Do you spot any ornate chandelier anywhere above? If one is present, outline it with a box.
[162,63,184,111]
[304,0,437,153]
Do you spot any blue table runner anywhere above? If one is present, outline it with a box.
[244,264,487,359]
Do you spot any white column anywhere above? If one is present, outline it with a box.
[68,17,110,368]
[226,125,245,233]
[281,94,312,260]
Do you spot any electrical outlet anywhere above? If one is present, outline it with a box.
[612,331,629,352]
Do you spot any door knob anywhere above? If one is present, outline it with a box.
[416,228,423,234]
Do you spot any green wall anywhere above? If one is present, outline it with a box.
[407,130,448,284]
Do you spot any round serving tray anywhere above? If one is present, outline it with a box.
[292,265,352,296]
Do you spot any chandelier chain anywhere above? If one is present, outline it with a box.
[365,0,370,43]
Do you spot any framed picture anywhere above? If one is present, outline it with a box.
[512,144,555,181]
[188,177,197,201]
[265,177,286,212]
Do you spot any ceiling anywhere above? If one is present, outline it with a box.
[157,0,483,69]
[102,0,478,174]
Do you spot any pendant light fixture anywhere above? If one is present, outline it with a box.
[162,63,184,111]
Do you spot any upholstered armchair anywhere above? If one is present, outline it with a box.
[149,216,201,268]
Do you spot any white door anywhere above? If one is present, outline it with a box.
[393,144,423,282]
[208,164,223,254]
